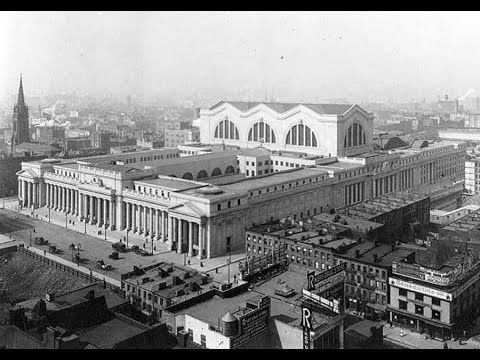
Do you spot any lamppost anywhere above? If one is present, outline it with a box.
[126,229,129,248]
[84,216,88,234]
[29,227,32,247]
[227,253,231,285]
[48,207,51,223]
[104,223,107,241]
[65,213,68,228]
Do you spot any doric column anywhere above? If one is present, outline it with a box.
[66,188,70,213]
[144,206,148,237]
[18,180,22,202]
[126,202,131,230]
[177,219,183,254]
[76,191,80,217]
[150,208,155,238]
[113,197,120,230]
[136,205,141,233]
[160,210,164,240]
[26,182,31,207]
[90,196,95,224]
[167,215,173,250]
[198,224,204,259]
[33,183,37,207]
[97,197,102,226]
[188,221,193,257]
[103,198,108,227]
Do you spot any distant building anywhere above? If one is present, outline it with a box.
[90,131,111,152]
[11,76,30,148]
[430,205,480,226]
[14,143,61,158]
[35,126,65,145]
[164,127,200,148]
[0,153,46,198]
[434,95,460,114]
[339,192,431,243]
[465,151,480,194]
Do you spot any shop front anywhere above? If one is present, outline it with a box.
[388,308,453,341]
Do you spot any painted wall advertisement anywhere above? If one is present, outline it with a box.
[231,303,270,349]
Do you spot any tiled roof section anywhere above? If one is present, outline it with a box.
[210,101,354,116]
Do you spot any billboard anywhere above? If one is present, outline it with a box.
[231,301,270,349]
[307,262,346,291]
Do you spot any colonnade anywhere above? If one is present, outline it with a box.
[18,179,38,208]
[28,183,206,258]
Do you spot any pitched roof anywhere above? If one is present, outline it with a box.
[210,101,355,116]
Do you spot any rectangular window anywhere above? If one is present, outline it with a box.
[201,334,206,348]
[321,263,325,270]
[217,204,221,211]
[399,300,408,310]
[399,288,407,297]
[415,305,424,315]
[432,297,441,306]
[432,310,441,320]
[415,292,424,302]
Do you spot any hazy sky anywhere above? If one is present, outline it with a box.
[2,11,480,104]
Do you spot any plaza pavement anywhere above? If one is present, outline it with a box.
[1,198,245,285]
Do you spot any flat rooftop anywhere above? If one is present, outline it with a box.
[16,284,128,313]
[338,242,413,267]
[252,269,341,330]
[122,262,208,300]
[183,167,331,199]
[312,213,384,233]
[136,176,207,192]
[76,318,145,349]
[173,290,262,326]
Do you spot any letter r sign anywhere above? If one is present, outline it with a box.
[302,307,312,329]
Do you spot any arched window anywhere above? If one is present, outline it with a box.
[225,166,235,174]
[214,119,240,140]
[248,121,277,143]
[197,170,208,179]
[182,172,193,180]
[211,168,222,177]
[344,123,366,148]
[285,124,317,147]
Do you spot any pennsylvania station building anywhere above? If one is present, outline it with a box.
[17,101,466,259]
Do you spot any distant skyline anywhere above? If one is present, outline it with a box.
[2,11,480,105]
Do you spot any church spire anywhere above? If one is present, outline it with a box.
[17,74,25,106]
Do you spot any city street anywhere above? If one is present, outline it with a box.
[0,198,244,285]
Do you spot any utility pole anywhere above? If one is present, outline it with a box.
[227,253,231,284]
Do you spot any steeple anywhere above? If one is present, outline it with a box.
[17,74,25,106]
[12,74,30,146]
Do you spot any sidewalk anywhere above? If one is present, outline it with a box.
[11,204,246,282]
[383,323,480,349]
[20,205,170,256]
[22,244,120,287]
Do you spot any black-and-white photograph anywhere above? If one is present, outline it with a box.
[0,10,480,350]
